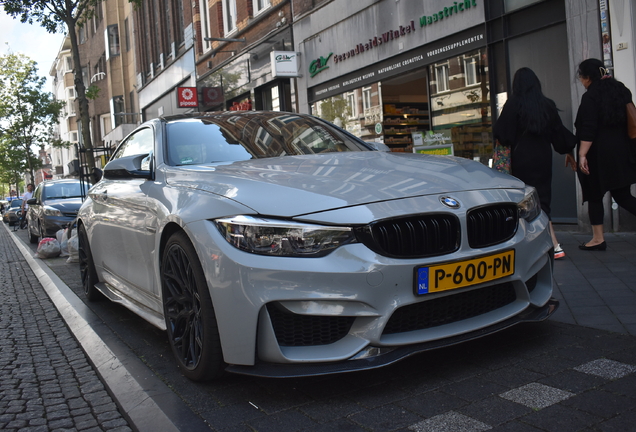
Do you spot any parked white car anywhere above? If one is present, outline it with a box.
[77,111,558,381]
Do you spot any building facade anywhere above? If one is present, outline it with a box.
[194,0,296,113]
[133,0,196,120]
[49,36,79,179]
[292,0,636,230]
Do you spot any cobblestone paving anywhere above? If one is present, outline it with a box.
[0,226,132,432]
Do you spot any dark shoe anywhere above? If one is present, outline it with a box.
[578,241,607,251]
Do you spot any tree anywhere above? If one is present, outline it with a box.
[0,0,141,172]
[0,53,60,184]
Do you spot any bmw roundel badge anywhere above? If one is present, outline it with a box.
[440,196,460,209]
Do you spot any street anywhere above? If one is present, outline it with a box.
[4,223,636,432]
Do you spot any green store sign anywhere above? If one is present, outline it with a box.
[420,0,478,27]
[309,0,478,78]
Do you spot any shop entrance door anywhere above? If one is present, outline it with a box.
[508,23,577,223]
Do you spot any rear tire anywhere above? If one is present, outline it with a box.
[161,231,224,381]
[78,224,102,301]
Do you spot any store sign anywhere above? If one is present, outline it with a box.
[415,145,454,156]
[202,87,224,106]
[271,51,301,78]
[309,25,485,102]
[420,0,478,27]
[332,21,416,66]
[177,87,198,108]
[310,1,479,78]
[309,53,333,78]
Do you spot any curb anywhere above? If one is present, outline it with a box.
[5,223,210,432]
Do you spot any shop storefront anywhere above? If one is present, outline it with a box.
[197,28,294,113]
[295,0,578,223]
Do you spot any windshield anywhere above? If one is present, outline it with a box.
[166,113,370,166]
[9,200,22,208]
[43,182,88,200]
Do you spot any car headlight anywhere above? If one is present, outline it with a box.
[43,206,63,217]
[518,186,542,222]
[215,215,356,257]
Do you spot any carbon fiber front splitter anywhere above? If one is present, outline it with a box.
[225,298,560,378]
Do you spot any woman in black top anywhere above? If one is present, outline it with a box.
[494,67,576,259]
[575,58,636,250]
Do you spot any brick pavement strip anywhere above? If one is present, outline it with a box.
[0,225,132,432]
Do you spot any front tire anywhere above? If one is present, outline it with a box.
[161,231,224,381]
[78,224,102,301]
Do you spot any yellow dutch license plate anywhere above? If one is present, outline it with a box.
[415,250,515,295]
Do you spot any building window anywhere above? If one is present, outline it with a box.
[64,56,73,73]
[346,92,357,119]
[111,96,125,128]
[463,54,479,86]
[66,87,76,100]
[253,0,270,15]
[222,0,237,35]
[79,26,86,44]
[199,0,212,51]
[100,114,112,138]
[362,87,372,111]
[124,18,130,52]
[105,24,120,60]
[69,131,78,142]
[435,63,450,93]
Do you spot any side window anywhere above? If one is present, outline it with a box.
[111,128,154,161]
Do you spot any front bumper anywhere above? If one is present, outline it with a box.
[226,298,559,378]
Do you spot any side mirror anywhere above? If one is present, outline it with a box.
[103,154,152,180]
[27,198,37,205]
[92,168,103,183]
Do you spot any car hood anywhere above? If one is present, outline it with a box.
[44,197,83,211]
[165,152,525,216]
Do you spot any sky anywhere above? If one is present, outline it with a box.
[0,10,65,91]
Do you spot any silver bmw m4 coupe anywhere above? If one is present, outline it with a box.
[77,111,558,381]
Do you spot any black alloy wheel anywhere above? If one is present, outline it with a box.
[161,231,224,381]
[78,224,102,301]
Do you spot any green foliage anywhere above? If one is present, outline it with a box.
[0,52,60,183]
[85,84,101,100]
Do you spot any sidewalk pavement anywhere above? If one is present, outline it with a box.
[0,224,132,431]
[1,222,635,432]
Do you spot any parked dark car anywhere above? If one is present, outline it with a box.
[26,179,90,244]
[3,199,23,226]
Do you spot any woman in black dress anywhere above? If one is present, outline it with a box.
[575,58,636,250]
[494,67,576,259]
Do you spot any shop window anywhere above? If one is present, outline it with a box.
[428,49,492,165]
[253,0,270,15]
[222,0,237,35]
[464,55,480,86]
[199,0,211,50]
[435,63,450,93]
[362,87,372,111]
[346,92,357,119]
[105,24,120,60]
